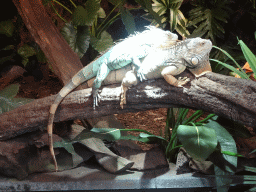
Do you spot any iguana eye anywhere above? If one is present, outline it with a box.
[191,57,199,65]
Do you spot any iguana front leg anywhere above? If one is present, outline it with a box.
[120,64,189,108]
[161,65,190,87]
[92,63,111,108]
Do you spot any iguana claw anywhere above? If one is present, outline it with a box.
[93,88,101,109]
[177,77,190,87]
[137,71,147,82]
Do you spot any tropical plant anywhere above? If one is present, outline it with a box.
[211,38,256,80]
[187,0,232,43]
[142,0,190,37]
[0,84,33,114]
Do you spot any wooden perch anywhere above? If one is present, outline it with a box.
[0,70,255,140]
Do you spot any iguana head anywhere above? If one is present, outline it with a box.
[183,38,212,77]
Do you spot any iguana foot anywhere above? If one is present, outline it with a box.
[177,77,190,87]
[137,71,147,82]
[93,88,101,109]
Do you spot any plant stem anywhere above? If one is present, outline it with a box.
[50,2,68,23]
[69,0,77,9]
[52,0,73,14]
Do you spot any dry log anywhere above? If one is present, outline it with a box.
[0,66,26,90]
[0,71,255,140]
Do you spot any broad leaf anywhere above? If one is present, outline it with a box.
[73,127,121,142]
[214,165,233,192]
[188,1,231,42]
[139,132,168,145]
[0,84,19,98]
[90,31,114,53]
[53,139,84,167]
[72,1,100,26]
[238,39,256,77]
[177,125,217,160]
[120,8,136,35]
[17,44,37,67]
[136,0,163,26]
[0,20,15,37]
[205,119,237,173]
[0,84,33,114]
[61,23,90,58]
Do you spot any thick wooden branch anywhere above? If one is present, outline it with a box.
[0,71,255,140]
[13,0,83,84]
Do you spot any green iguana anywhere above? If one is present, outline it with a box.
[48,26,179,171]
[48,25,213,171]
[120,37,212,107]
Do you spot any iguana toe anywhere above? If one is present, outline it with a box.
[177,77,190,87]
[137,72,147,82]
[93,88,101,108]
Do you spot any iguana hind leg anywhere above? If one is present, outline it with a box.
[120,70,138,108]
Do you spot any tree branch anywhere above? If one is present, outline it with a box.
[0,71,255,140]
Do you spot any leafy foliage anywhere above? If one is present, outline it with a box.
[211,38,256,79]
[0,84,33,114]
[188,0,232,43]
[177,125,217,161]
[148,0,190,36]
[0,20,15,37]
[72,0,101,26]
[61,23,90,58]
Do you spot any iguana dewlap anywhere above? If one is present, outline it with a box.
[47,26,179,171]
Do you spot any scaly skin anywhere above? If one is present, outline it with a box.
[48,26,179,171]
[120,37,212,108]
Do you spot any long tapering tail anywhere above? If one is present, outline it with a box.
[47,63,95,171]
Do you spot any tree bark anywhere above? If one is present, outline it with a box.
[12,0,83,84]
[0,71,255,140]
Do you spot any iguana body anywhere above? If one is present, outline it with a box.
[119,37,212,107]
[48,26,179,171]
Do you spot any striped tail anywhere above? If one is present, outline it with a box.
[47,63,95,171]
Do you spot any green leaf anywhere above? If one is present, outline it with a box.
[17,44,37,67]
[188,1,231,42]
[0,84,20,98]
[119,134,151,143]
[61,22,90,58]
[0,84,33,114]
[139,132,168,145]
[73,127,121,142]
[2,45,15,51]
[214,165,233,192]
[136,0,163,26]
[212,45,245,67]
[72,0,100,26]
[36,49,48,63]
[210,59,249,79]
[90,31,114,53]
[72,6,87,26]
[177,125,217,161]
[221,151,243,157]
[205,120,237,173]
[120,8,136,35]
[0,20,15,37]
[53,139,84,167]
[97,7,106,18]
[17,44,37,58]
[238,39,256,76]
